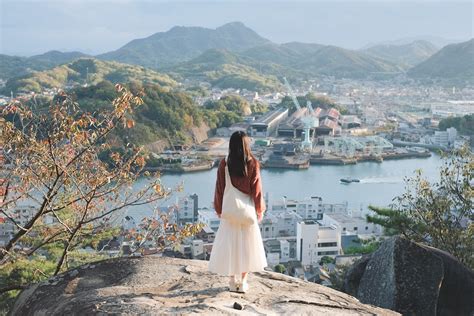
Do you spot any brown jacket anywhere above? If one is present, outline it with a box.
[213,158,265,216]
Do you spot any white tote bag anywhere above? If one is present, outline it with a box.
[221,162,257,226]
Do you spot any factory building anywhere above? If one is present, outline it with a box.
[249,107,289,137]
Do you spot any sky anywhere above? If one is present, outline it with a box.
[1,0,473,56]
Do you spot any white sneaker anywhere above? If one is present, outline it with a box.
[229,276,239,292]
[238,279,249,293]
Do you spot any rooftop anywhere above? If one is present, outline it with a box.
[253,107,288,125]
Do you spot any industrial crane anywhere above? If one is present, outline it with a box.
[283,77,319,151]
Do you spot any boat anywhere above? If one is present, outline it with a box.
[340,177,360,183]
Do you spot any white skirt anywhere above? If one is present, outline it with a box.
[208,218,268,276]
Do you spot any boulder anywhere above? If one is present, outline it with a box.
[344,236,474,316]
[10,256,399,315]
[343,254,371,297]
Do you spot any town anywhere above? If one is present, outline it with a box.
[1,2,473,312]
[1,70,473,286]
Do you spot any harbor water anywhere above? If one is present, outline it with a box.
[128,154,445,220]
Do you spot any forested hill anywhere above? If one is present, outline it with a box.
[170,49,282,92]
[64,81,253,147]
[71,81,204,147]
[3,58,177,94]
[408,39,474,83]
[363,40,438,68]
[98,22,270,69]
[0,51,89,80]
[96,22,408,80]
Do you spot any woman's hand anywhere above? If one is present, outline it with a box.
[217,213,221,218]
[257,212,263,223]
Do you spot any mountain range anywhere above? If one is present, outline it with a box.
[98,22,270,69]
[97,23,408,80]
[408,39,474,83]
[363,40,439,68]
[1,22,472,92]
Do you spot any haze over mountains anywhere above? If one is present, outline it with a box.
[408,39,474,82]
[94,22,429,77]
[363,41,439,68]
[1,22,473,92]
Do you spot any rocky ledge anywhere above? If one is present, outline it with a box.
[11,256,398,315]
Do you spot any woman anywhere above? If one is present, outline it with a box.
[208,131,267,293]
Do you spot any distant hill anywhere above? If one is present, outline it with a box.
[97,20,396,80]
[0,51,90,80]
[364,40,438,68]
[29,50,89,65]
[170,43,400,89]
[292,46,403,79]
[6,22,465,92]
[98,22,270,69]
[408,39,474,83]
[241,42,324,66]
[170,49,281,92]
[362,36,463,50]
[4,58,177,94]
[0,55,44,80]
[242,42,402,79]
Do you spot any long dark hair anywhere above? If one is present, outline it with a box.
[227,131,253,177]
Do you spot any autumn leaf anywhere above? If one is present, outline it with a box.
[126,119,135,129]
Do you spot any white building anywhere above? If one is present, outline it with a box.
[259,210,303,239]
[280,239,290,263]
[433,127,457,148]
[273,196,323,220]
[198,209,221,232]
[275,211,302,237]
[323,212,383,236]
[191,239,204,259]
[296,220,341,267]
[266,252,280,267]
[0,206,36,246]
[431,101,474,118]
[322,202,348,214]
[177,194,198,225]
[260,215,278,239]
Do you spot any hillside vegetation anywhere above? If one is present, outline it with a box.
[3,23,471,93]
[96,22,409,81]
[363,40,438,68]
[408,39,474,83]
[438,114,474,136]
[69,81,251,146]
[292,46,403,78]
[171,49,282,92]
[0,51,89,80]
[98,22,269,68]
[67,81,203,146]
[4,58,177,94]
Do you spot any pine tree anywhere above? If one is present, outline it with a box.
[367,146,473,269]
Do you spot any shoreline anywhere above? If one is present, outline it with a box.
[150,150,434,173]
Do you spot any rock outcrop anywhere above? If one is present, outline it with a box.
[11,256,398,315]
[344,236,474,316]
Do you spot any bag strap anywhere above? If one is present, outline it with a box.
[224,157,238,191]
[224,157,231,185]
